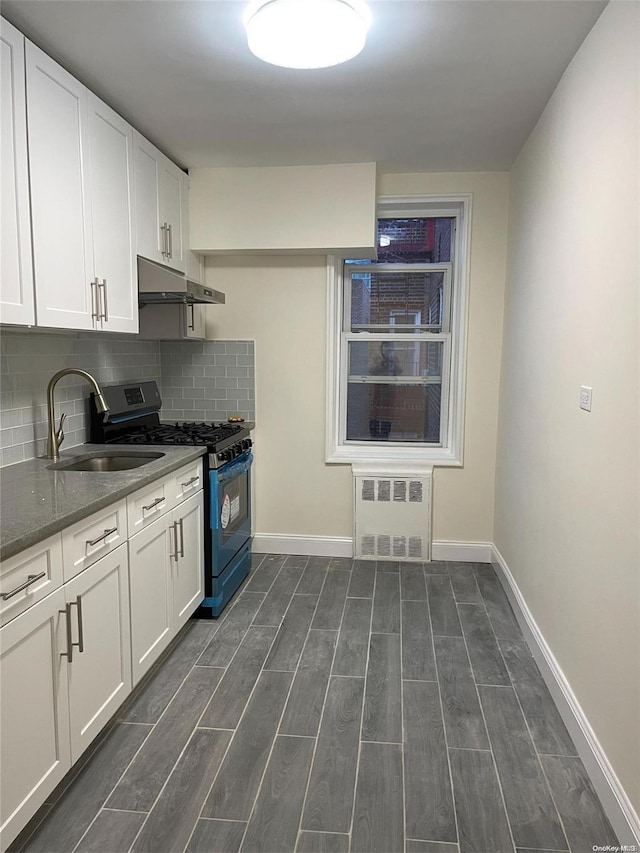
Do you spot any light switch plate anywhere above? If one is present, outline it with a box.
[579,386,593,412]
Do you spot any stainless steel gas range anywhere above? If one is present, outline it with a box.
[89,380,253,617]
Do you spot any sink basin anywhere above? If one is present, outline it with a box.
[50,452,165,472]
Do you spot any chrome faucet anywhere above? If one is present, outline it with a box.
[46,369,109,461]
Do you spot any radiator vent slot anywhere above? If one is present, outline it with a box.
[393,480,406,502]
[362,480,375,502]
[377,535,391,557]
[361,535,375,556]
[409,481,423,503]
[409,537,424,559]
[353,471,432,563]
[393,536,406,557]
[377,480,391,501]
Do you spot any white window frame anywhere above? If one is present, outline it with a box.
[325,194,472,466]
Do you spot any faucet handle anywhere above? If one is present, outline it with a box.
[56,412,67,448]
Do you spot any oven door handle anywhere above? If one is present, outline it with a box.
[215,452,253,485]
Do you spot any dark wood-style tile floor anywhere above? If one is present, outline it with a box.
[12,555,619,853]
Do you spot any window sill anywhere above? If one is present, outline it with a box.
[326,444,463,467]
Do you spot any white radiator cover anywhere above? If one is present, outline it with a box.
[352,463,433,562]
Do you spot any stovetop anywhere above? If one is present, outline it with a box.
[110,421,245,447]
[89,381,252,468]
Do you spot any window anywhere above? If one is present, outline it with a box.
[326,195,471,465]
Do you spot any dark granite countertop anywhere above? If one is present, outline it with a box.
[0,445,207,562]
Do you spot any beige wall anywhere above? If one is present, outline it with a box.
[495,0,640,808]
[204,171,509,544]
[205,255,353,540]
[190,163,376,256]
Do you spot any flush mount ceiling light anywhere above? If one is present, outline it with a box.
[244,0,371,70]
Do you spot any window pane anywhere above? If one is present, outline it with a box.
[350,270,445,331]
[346,383,442,443]
[377,218,453,263]
[348,340,443,380]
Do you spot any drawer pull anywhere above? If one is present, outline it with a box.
[181,476,199,489]
[86,527,117,549]
[1,572,46,601]
[142,496,165,512]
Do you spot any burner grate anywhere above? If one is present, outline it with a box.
[106,421,244,448]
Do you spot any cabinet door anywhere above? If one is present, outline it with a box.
[133,131,163,266]
[0,587,71,850]
[172,490,204,631]
[87,94,138,334]
[63,544,131,761]
[25,41,94,330]
[0,21,35,326]
[159,159,186,272]
[127,515,173,685]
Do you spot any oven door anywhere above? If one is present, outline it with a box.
[210,451,253,575]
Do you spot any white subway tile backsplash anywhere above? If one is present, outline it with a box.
[160,340,255,423]
[0,332,255,465]
[0,331,163,465]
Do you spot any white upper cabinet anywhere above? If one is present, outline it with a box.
[0,20,35,326]
[25,41,137,333]
[87,94,138,333]
[25,41,95,331]
[134,131,186,272]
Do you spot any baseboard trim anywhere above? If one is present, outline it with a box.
[431,540,493,562]
[492,545,640,848]
[252,534,353,558]
[252,535,494,563]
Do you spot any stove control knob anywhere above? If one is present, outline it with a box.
[217,451,228,462]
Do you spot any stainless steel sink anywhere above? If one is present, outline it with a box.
[50,451,165,472]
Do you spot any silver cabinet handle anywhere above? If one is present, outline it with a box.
[60,602,74,662]
[99,279,108,322]
[161,222,169,258]
[72,595,84,654]
[90,278,100,321]
[169,521,179,562]
[1,572,46,600]
[187,303,195,331]
[86,526,117,549]
[142,496,165,513]
[181,476,199,490]
[60,597,84,662]
[167,223,173,259]
[178,517,185,558]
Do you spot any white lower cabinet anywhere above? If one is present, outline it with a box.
[128,514,174,685]
[171,490,204,632]
[0,587,71,850]
[0,460,204,851]
[63,544,131,760]
[128,488,204,684]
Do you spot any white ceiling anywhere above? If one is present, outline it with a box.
[2,0,605,173]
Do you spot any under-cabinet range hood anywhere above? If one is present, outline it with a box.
[137,257,225,305]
